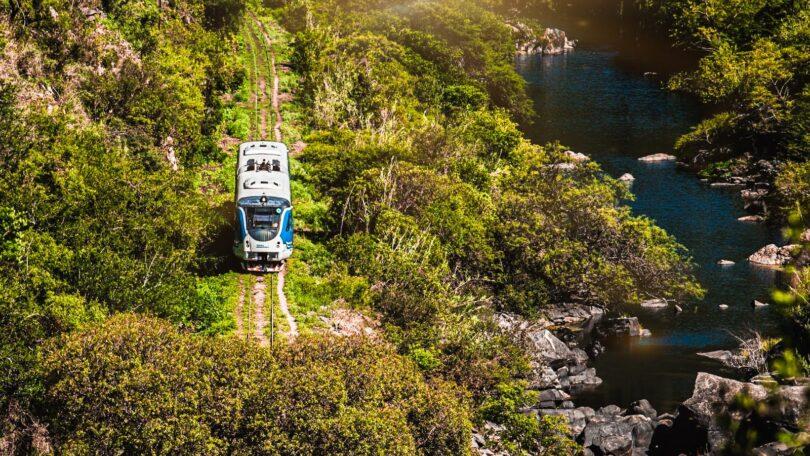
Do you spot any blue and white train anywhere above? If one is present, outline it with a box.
[233,141,293,272]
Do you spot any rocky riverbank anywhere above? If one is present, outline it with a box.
[507,21,575,55]
[475,307,809,455]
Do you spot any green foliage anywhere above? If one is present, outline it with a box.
[495,145,703,313]
[654,0,809,217]
[479,382,580,455]
[193,273,241,335]
[41,314,473,455]
[0,0,245,411]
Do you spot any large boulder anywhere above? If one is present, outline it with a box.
[539,28,576,55]
[510,23,576,55]
[748,244,798,267]
[652,373,810,454]
[581,414,655,456]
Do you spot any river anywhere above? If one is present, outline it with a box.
[516,8,786,411]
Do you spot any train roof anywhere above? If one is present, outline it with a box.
[238,141,288,167]
[236,141,291,203]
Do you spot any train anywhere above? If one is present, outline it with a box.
[233,141,293,272]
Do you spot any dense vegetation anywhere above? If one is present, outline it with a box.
[1,0,707,453]
[642,0,809,219]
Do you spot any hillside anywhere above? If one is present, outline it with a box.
[1,0,806,454]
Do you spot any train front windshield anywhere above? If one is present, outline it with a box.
[246,207,281,241]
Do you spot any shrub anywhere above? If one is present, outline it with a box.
[41,314,473,455]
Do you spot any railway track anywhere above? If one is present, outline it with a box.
[233,16,298,344]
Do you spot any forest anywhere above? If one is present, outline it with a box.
[0,0,807,454]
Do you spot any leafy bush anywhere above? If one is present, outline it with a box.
[41,314,473,455]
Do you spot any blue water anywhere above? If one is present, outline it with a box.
[516,47,784,411]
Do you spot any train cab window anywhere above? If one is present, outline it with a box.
[246,207,281,241]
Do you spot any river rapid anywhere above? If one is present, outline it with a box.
[516,6,786,411]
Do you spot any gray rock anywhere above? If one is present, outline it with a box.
[638,153,676,162]
[750,373,778,387]
[748,244,798,267]
[697,350,735,364]
[628,399,657,420]
[640,329,652,337]
[618,173,635,182]
[564,150,590,162]
[581,413,655,455]
[598,405,623,417]
[738,215,764,222]
[641,298,668,309]
[527,329,573,364]
[538,407,595,435]
[539,389,571,403]
[680,373,808,452]
[752,299,770,308]
[717,259,735,266]
[603,316,642,336]
[718,304,729,310]
[752,441,791,456]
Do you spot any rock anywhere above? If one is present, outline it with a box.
[511,23,576,55]
[527,329,573,365]
[539,389,570,403]
[538,407,595,435]
[640,328,652,337]
[602,317,642,337]
[529,365,561,390]
[717,259,735,266]
[539,28,576,55]
[741,188,769,201]
[628,399,657,420]
[638,153,676,162]
[750,373,778,387]
[748,244,798,267]
[738,215,764,222]
[673,304,683,313]
[752,441,791,456]
[544,304,603,328]
[752,299,769,308]
[710,182,744,188]
[641,298,668,309]
[618,173,635,182]
[719,304,729,310]
[564,150,590,162]
[801,229,810,243]
[581,412,655,455]
[683,373,768,451]
[598,405,623,417]
[676,373,809,453]
[697,350,735,364]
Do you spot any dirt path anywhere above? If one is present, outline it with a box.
[252,276,270,346]
[255,18,297,339]
[277,266,298,338]
[255,19,283,142]
[258,78,268,139]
